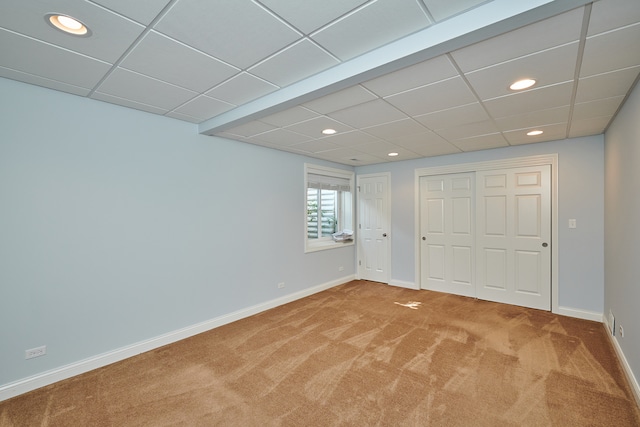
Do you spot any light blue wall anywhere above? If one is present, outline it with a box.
[0,75,610,390]
[604,82,640,382]
[0,78,355,385]
[356,135,605,314]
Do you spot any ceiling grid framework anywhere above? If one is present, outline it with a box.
[1,0,639,165]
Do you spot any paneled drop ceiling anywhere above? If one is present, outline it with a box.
[1,0,639,165]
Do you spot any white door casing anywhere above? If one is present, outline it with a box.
[357,173,390,283]
[476,165,551,310]
[420,173,475,298]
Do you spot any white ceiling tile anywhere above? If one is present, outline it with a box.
[0,66,90,96]
[437,120,499,141]
[580,24,640,77]
[328,99,407,128]
[250,128,312,146]
[155,0,301,69]
[260,107,319,127]
[91,92,168,115]
[587,0,640,36]
[121,31,239,93]
[311,0,432,61]
[285,116,353,138]
[388,130,451,150]
[249,39,340,87]
[97,68,197,110]
[171,95,235,122]
[356,141,419,158]
[384,150,424,162]
[411,142,461,157]
[91,0,172,25]
[502,123,567,145]
[415,102,488,130]
[302,85,377,114]
[465,42,579,101]
[317,147,364,158]
[288,139,340,153]
[385,77,476,116]
[450,133,509,152]
[257,0,367,34]
[361,55,458,97]
[363,118,429,140]
[206,73,278,106]
[0,29,111,89]
[0,0,145,63]
[450,8,584,72]
[317,130,383,148]
[422,0,487,22]
[483,82,573,118]
[356,140,405,154]
[495,106,570,132]
[572,96,625,121]
[575,66,640,103]
[321,149,382,164]
[569,115,612,138]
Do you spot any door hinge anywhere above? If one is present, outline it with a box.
[358,260,361,266]
[357,186,361,192]
[359,224,362,229]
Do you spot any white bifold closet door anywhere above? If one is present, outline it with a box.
[420,165,551,311]
[420,173,475,298]
[476,165,551,311]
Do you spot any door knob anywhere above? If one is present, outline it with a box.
[422,237,426,240]
[542,242,548,247]
[383,233,387,237]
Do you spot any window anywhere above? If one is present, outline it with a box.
[305,164,354,252]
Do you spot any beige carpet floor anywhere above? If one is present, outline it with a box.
[1,280,639,426]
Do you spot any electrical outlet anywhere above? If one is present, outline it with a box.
[277,282,285,289]
[338,266,344,271]
[25,345,46,359]
[619,325,624,338]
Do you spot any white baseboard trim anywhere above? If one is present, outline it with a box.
[601,321,640,408]
[0,275,354,403]
[556,306,603,322]
[389,280,419,290]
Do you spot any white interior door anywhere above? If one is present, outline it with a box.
[476,165,551,310]
[419,173,475,297]
[358,174,390,283]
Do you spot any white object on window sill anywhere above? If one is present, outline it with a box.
[332,229,354,242]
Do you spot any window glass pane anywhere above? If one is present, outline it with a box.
[307,189,339,238]
[320,189,338,237]
[307,188,319,238]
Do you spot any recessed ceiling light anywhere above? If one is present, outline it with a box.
[388,152,399,157]
[322,128,336,135]
[509,78,536,91]
[46,14,91,37]
[527,130,544,136]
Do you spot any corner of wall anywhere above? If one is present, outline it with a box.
[602,319,640,408]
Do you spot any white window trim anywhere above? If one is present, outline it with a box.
[304,163,355,253]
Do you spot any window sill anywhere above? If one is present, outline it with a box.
[305,239,354,253]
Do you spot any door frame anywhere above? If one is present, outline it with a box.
[414,154,559,313]
[357,172,391,284]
